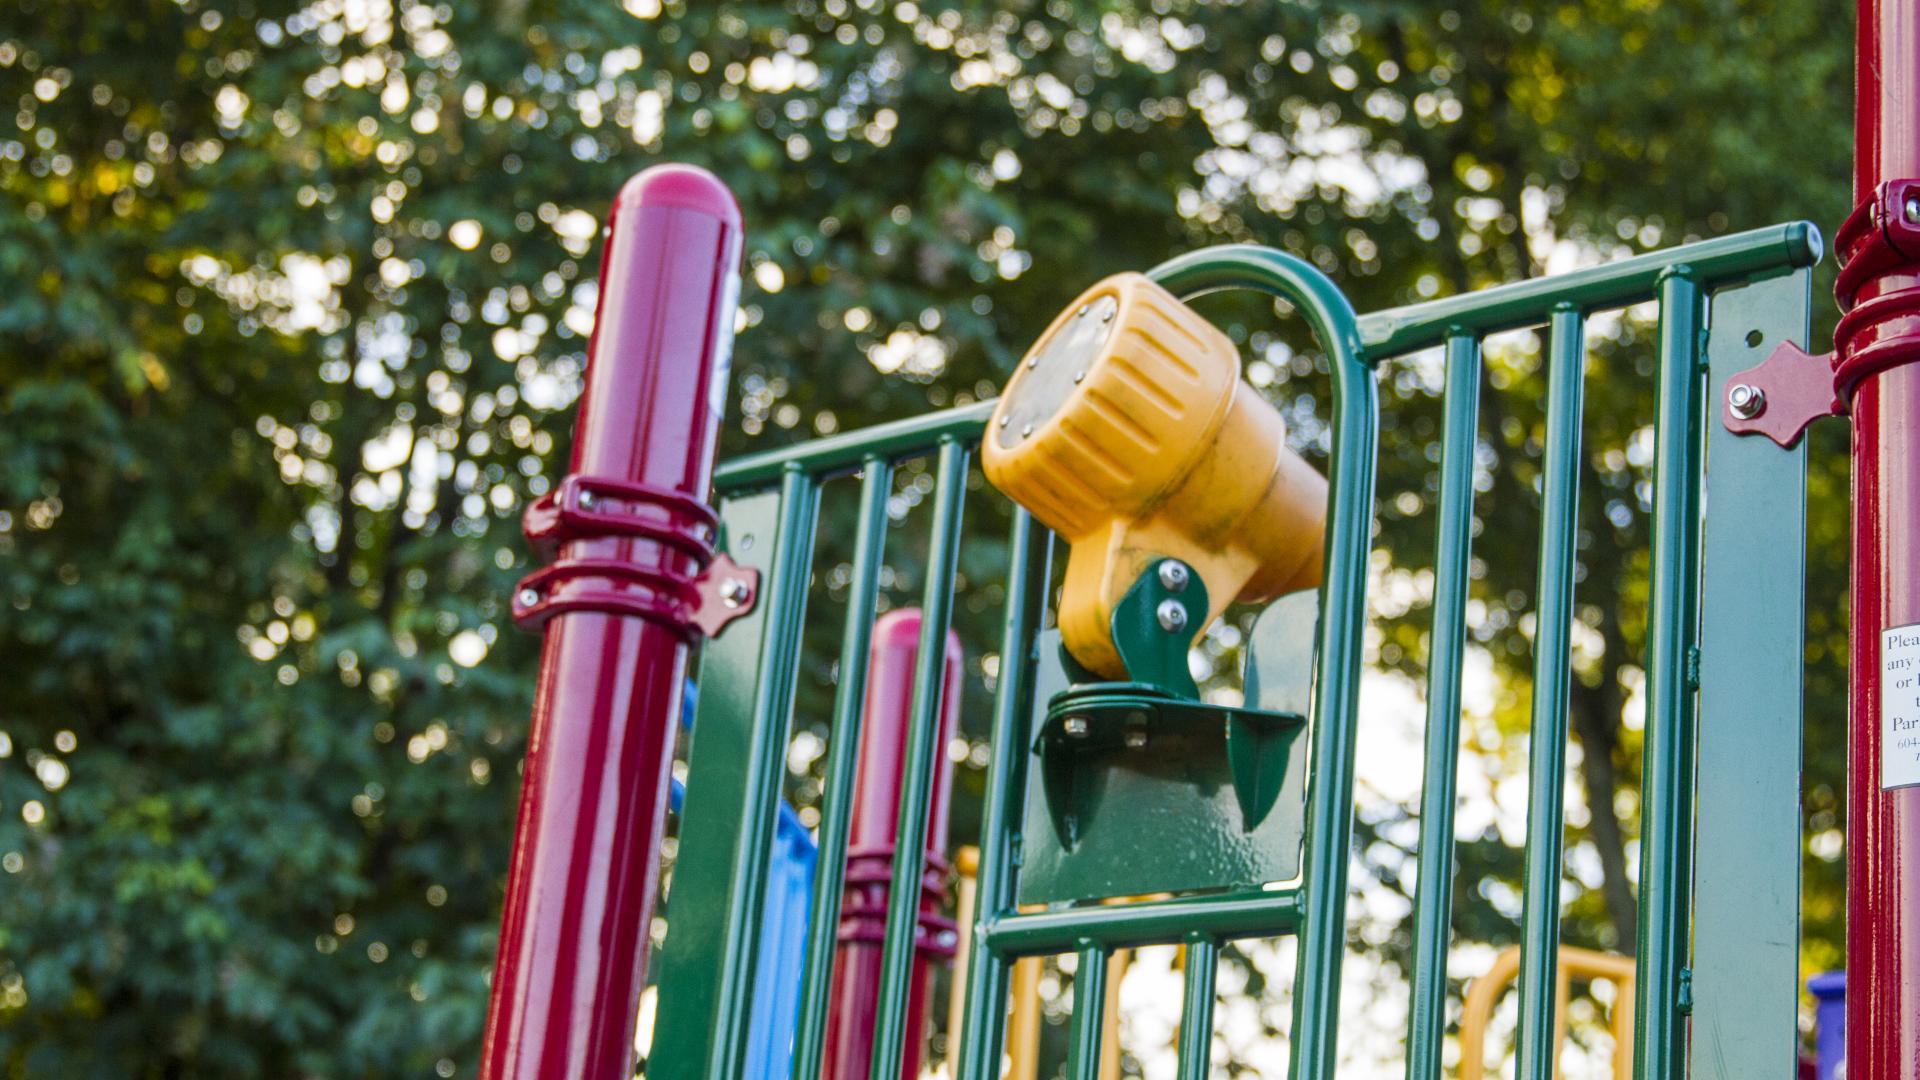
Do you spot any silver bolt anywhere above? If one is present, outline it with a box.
[1020,423,1033,438]
[998,414,1010,428]
[720,578,751,608]
[1728,382,1766,419]
[517,588,541,607]
[935,929,958,949]
[1062,715,1090,737]
[1124,729,1148,749]
[1077,304,1091,318]
[1157,560,1189,592]
[1072,370,1086,384]
[1156,599,1188,633]
[1027,353,1040,369]
[577,490,596,510]
[1906,195,1920,224]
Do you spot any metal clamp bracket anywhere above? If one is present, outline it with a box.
[513,473,758,638]
[1720,341,1843,449]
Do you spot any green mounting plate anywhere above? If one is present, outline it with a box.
[1015,588,1319,905]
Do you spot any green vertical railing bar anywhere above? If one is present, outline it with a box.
[1515,307,1585,1080]
[1634,271,1705,1080]
[650,468,821,1080]
[956,510,1052,1080]
[868,437,970,1080]
[1177,936,1219,1080]
[1405,332,1483,1080]
[790,457,894,1080]
[1066,944,1110,1080]
[1143,244,1374,1080]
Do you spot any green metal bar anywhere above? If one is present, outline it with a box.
[1634,270,1706,1080]
[1691,269,1812,1078]
[714,401,994,492]
[648,471,821,1080]
[1404,332,1483,1080]
[789,457,893,1080]
[955,510,1053,1080]
[1065,943,1111,1080]
[1147,242,1376,1080]
[982,890,1302,956]
[1176,936,1219,1080]
[1357,222,1820,358]
[868,437,970,1080]
[1514,307,1585,1080]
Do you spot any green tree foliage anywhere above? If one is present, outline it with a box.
[0,0,1852,1075]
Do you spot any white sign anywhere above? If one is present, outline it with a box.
[1883,623,1920,790]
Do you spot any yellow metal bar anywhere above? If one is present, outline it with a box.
[948,847,980,1080]
[1459,945,1637,1080]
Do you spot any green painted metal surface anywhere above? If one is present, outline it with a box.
[1517,305,1587,1080]
[1689,269,1813,1079]
[1404,331,1481,1080]
[647,224,1821,1079]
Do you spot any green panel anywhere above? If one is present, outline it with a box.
[650,474,819,1080]
[1516,308,1586,1080]
[1404,332,1482,1080]
[1016,591,1315,904]
[1690,269,1812,1077]
[1634,271,1706,1080]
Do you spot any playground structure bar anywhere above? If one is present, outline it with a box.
[1848,2,1920,1075]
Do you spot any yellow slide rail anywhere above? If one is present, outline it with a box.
[1459,945,1635,1079]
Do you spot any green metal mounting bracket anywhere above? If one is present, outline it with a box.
[1017,562,1319,904]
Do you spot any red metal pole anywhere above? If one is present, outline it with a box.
[1844,3,1920,1076]
[821,609,963,1080]
[480,165,742,1080]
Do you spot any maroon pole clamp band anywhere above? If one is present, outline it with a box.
[481,164,743,1080]
[511,474,758,638]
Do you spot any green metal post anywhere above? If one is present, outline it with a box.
[1515,307,1585,1080]
[1065,943,1111,1080]
[1177,936,1219,1080]
[868,438,970,1080]
[1633,270,1705,1080]
[1405,332,1483,1079]
[649,469,821,1080]
[791,458,894,1080]
[955,510,1052,1080]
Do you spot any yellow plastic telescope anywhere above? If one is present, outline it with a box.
[982,272,1327,679]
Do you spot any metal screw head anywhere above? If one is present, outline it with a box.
[517,588,541,607]
[577,490,596,510]
[720,578,751,608]
[1076,303,1091,318]
[1157,560,1189,592]
[1072,370,1086,384]
[1062,715,1090,737]
[1124,729,1148,749]
[1155,599,1188,633]
[1020,423,1033,438]
[1728,382,1766,419]
[998,414,1010,428]
[1906,195,1920,225]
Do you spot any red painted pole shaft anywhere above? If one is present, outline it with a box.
[481,165,742,1080]
[1850,4,1920,1077]
[822,610,963,1080]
